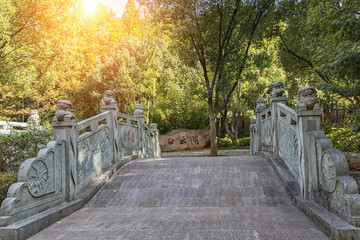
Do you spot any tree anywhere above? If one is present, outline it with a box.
[122,0,141,37]
[0,1,126,121]
[221,40,285,142]
[80,35,183,119]
[0,0,80,120]
[277,0,360,101]
[140,0,276,155]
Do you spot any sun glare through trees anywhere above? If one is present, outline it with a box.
[82,0,101,14]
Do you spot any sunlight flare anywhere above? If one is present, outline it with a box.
[82,0,100,14]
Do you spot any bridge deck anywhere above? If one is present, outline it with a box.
[29,155,329,240]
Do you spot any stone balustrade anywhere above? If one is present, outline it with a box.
[250,82,360,232]
[0,90,161,228]
[0,110,41,134]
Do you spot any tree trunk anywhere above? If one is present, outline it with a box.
[209,107,218,156]
[224,110,242,144]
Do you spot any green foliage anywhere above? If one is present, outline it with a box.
[0,171,17,204]
[150,81,209,134]
[235,137,250,147]
[0,127,53,172]
[81,36,182,118]
[323,113,360,153]
[217,136,250,148]
[277,0,360,101]
[217,135,233,148]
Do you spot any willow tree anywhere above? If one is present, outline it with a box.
[140,0,276,155]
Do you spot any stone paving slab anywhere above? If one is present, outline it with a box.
[28,156,330,240]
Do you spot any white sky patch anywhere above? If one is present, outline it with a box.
[100,0,129,17]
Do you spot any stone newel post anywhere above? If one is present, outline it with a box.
[296,86,322,199]
[255,98,267,152]
[134,104,145,157]
[249,119,257,155]
[101,90,118,163]
[51,100,77,201]
[270,81,287,157]
[27,110,41,129]
[150,123,161,158]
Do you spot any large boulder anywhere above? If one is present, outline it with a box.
[345,152,360,170]
[159,129,210,152]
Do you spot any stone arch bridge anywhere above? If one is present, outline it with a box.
[0,85,359,240]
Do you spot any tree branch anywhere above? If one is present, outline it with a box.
[279,34,332,84]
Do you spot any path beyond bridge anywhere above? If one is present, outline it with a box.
[29,152,329,240]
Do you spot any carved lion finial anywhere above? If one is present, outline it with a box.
[256,98,267,113]
[249,118,257,130]
[52,100,76,122]
[102,90,117,106]
[133,104,144,118]
[271,81,286,98]
[150,123,158,134]
[296,86,321,111]
[150,123,157,130]
[27,110,40,123]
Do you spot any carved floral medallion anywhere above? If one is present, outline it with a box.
[28,160,49,196]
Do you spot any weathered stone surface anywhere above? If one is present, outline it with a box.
[345,152,360,170]
[255,98,267,113]
[271,81,286,98]
[0,141,66,227]
[259,151,360,240]
[133,104,144,118]
[101,90,117,106]
[28,155,329,240]
[251,82,360,236]
[27,110,40,127]
[52,100,76,123]
[296,86,321,112]
[159,129,210,152]
[0,93,161,237]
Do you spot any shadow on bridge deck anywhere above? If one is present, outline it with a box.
[28,153,329,240]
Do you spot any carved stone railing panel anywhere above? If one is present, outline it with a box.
[144,127,155,158]
[310,132,360,227]
[0,91,161,228]
[0,110,41,134]
[76,122,113,194]
[0,141,65,226]
[117,112,142,158]
[277,103,299,181]
[250,82,360,228]
[259,107,272,152]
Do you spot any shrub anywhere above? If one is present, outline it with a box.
[235,137,250,147]
[217,135,232,147]
[0,127,53,172]
[325,127,360,153]
[0,126,53,203]
[0,172,17,203]
[323,112,360,153]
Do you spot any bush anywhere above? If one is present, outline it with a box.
[0,126,53,203]
[323,112,360,153]
[0,172,17,203]
[0,127,53,172]
[235,137,250,147]
[217,135,232,147]
[325,127,360,153]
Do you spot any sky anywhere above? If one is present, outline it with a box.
[100,0,129,17]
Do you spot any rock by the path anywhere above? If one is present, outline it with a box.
[159,129,210,152]
[345,152,360,170]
